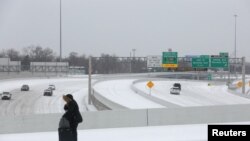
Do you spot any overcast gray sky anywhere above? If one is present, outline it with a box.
[0,0,249,60]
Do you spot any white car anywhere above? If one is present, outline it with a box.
[1,92,12,100]
[170,87,180,95]
[49,84,56,90]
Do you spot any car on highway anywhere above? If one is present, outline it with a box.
[173,83,181,90]
[1,92,12,100]
[43,89,53,96]
[170,87,181,95]
[21,84,29,91]
[49,84,56,90]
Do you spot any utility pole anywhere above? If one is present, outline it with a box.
[132,49,136,73]
[129,52,132,73]
[59,0,62,62]
[234,14,237,78]
[88,56,92,104]
[132,49,136,58]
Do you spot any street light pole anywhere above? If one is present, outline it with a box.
[88,56,92,104]
[59,0,62,62]
[234,14,237,77]
[131,49,136,73]
[130,52,132,73]
[132,49,136,58]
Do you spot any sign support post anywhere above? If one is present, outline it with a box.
[147,81,154,96]
[242,57,245,94]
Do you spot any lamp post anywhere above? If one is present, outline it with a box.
[131,49,136,73]
[130,52,132,73]
[132,49,136,58]
[59,0,62,62]
[234,14,237,77]
[88,56,92,104]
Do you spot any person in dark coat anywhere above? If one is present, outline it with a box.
[63,94,81,141]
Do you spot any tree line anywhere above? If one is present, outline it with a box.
[1,46,250,74]
[0,46,147,74]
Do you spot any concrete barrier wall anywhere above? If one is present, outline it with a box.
[0,114,60,134]
[79,110,147,129]
[92,89,128,110]
[0,110,147,134]
[91,78,131,110]
[0,72,69,80]
[148,104,250,126]
[1,104,250,134]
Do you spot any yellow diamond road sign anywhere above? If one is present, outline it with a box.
[237,81,243,88]
[147,81,154,88]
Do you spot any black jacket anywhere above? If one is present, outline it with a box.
[63,100,80,128]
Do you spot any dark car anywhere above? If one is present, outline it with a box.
[43,89,53,96]
[21,85,29,91]
[1,92,12,100]
[173,83,181,90]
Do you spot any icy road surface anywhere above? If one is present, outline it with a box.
[0,78,88,116]
[135,80,250,107]
[93,79,164,109]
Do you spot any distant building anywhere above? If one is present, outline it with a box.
[0,58,21,72]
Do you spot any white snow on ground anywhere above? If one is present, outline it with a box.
[93,79,164,109]
[1,122,250,141]
[134,80,250,107]
[0,78,89,116]
[0,124,207,141]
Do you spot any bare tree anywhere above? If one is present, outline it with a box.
[67,52,88,67]
[0,49,7,58]
[6,48,20,61]
[23,45,55,62]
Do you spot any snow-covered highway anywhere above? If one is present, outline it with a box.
[1,77,250,116]
[135,80,250,106]
[0,78,89,116]
[94,79,250,108]
[93,79,164,109]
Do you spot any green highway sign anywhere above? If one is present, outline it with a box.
[219,52,229,58]
[210,57,228,68]
[191,53,229,68]
[192,55,210,68]
[162,52,178,68]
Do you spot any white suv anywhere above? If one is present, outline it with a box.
[49,84,56,90]
[170,87,180,95]
[1,92,12,100]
